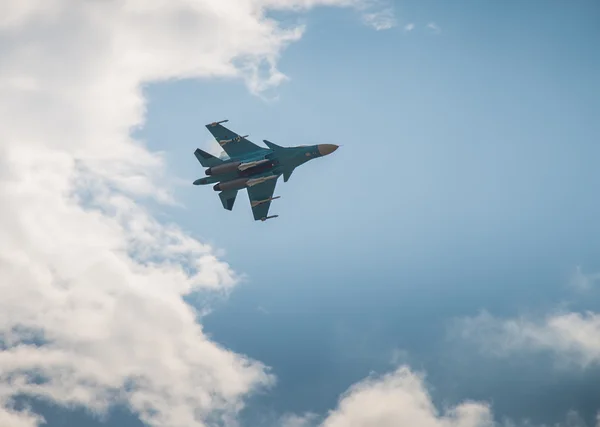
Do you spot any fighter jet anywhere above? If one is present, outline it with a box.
[193,119,339,221]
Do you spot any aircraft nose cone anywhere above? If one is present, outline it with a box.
[318,144,339,156]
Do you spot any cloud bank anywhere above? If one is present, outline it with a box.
[320,366,494,427]
[458,310,600,369]
[456,268,600,369]
[0,1,393,426]
[283,366,494,427]
[282,364,600,427]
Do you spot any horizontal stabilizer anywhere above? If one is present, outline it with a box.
[194,148,223,168]
[219,190,237,211]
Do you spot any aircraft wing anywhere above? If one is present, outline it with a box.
[246,176,279,221]
[205,121,264,158]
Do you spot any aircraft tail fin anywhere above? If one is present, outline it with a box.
[263,139,286,151]
[218,190,237,211]
[194,148,224,168]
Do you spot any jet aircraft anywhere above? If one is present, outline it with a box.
[193,119,339,221]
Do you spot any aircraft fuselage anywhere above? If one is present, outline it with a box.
[192,118,339,221]
[193,143,336,189]
[193,159,276,186]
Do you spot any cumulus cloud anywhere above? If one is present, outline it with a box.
[0,0,387,426]
[294,366,495,427]
[362,8,396,31]
[454,266,600,369]
[283,366,597,427]
[457,310,600,369]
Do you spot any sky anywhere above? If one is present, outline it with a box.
[1,1,599,427]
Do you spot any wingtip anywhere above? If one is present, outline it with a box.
[260,215,279,222]
[206,119,229,127]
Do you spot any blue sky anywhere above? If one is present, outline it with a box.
[134,0,600,425]
[2,1,600,427]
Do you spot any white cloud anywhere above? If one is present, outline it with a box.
[362,7,396,31]
[569,266,600,292]
[426,21,441,34]
[283,366,596,427]
[450,271,600,426]
[404,23,415,32]
[0,0,383,426]
[453,267,600,370]
[319,366,494,427]
[457,310,600,369]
